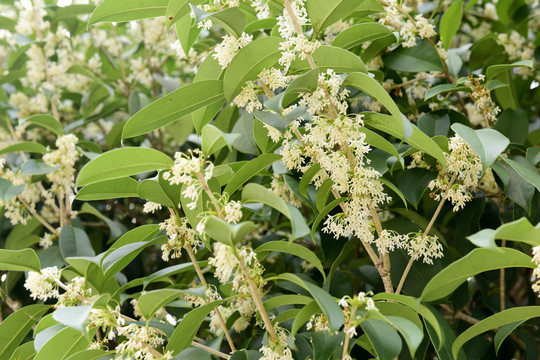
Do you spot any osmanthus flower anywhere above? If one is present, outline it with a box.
[24,266,61,301]
[271,175,303,208]
[115,323,171,360]
[306,313,329,332]
[532,246,540,296]
[464,75,501,126]
[260,327,294,360]
[159,216,201,262]
[43,134,79,196]
[213,32,253,69]
[56,276,93,308]
[163,149,213,210]
[339,292,379,342]
[429,135,483,211]
[406,233,444,265]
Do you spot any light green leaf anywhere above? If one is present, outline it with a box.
[306,0,359,37]
[486,60,533,82]
[299,163,322,197]
[494,320,526,355]
[138,179,176,208]
[421,248,534,302]
[205,216,258,246]
[76,147,173,187]
[21,160,59,176]
[439,0,463,49]
[332,22,393,50]
[101,239,162,278]
[383,40,445,73]
[23,114,63,136]
[344,74,408,139]
[167,300,226,355]
[223,153,281,196]
[242,183,310,240]
[468,217,540,248]
[0,249,41,272]
[289,45,367,75]
[138,288,205,320]
[255,241,326,280]
[143,262,207,288]
[0,142,47,156]
[452,123,510,172]
[452,306,540,359]
[201,124,238,156]
[34,326,92,360]
[0,305,49,360]
[223,37,282,101]
[266,273,344,331]
[281,68,319,108]
[52,305,93,333]
[122,80,224,139]
[88,0,167,26]
[424,84,471,101]
[8,341,36,360]
[361,319,402,360]
[263,294,312,311]
[0,179,25,202]
[65,349,115,360]
[500,156,540,193]
[166,0,192,27]
[192,6,247,38]
[75,177,139,201]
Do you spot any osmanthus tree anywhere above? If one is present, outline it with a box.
[0,0,539,359]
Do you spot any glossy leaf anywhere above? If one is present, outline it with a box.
[0,305,49,360]
[452,306,540,359]
[34,326,92,360]
[52,305,93,333]
[59,226,96,259]
[439,0,463,49]
[75,177,139,201]
[288,45,367,74]
[0,179,25,201]
[138,288,204,320]
[143,262,207,288]
[255,241,325,280]
[383,40,445,73]
[167,300,226,355]
[307,0,360,37]
[223,153,281,196]
[361,319,402,360]
[421,248,534,302]
[122,80,224,139]
[88,0,167,26]
[23,114,63,136]
[467,217,540,248]
[223,37,282,101]
[76,148,173,187]
[0,248,41,272]
[332,22,393,50]
[486,60,533,81]
[205,216,258,246]
[0,142,47,156]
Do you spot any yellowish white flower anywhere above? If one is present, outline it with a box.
[24,266,61,301]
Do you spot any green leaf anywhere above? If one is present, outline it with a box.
[204,217,258,246]
[344,74,408,139]
[167,300,226,355]
[76,147,173,187]
[452,307,540,359]
[192,6,247,38]
[143,262,207,288]
[500,156,540,193]
[0,179,25,202]
[332,22,394,50]
[88,0,167,26]
[399,168,437,208]
[451,123,510,172]
[494,320,526,355]
[166,0,192,27]
[223,37,282,101]
[468,217,540,248]
[242,183,310,240]
[65,349,114,360]
[138,288,204,320]
[101,239,162,278]
[34,326,92,360]
[255,241,326,280]
[486,60,533,82]
[0,305,49,360]
[59,226,96,259]
[361,319,402,360]
[311,197,347,241]
[8,341,36,360]
[79,203,125,242]
[23,114,63,136]
[307,0,360,37]
[138,179,177,208]
[421,248,535,302]
[289,45,367,74]
[263,294,312,311]
[0,142,47,156]
[21,160,59,176]
[383,40,445,73]
[281,68,319,108]
[229,349,262,360]
[75,177,139,201]
[439,0,463,49]
[0,249,41,272]
[175,13,202,55]
[424,84,471,101]
[373,293,444,347]
[266,273,344,331]
[223,153,281,196]
[52,305,93,333]
[385,316,423,358]
[291,300,320,336]
[122,80,224,139]
[201,124,239,156]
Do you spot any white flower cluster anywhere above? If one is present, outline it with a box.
[43,134,79,196]
[57,276,92,308]
[224,200,243,223]
[143,201,162,214]
[24,266,61,301]
[532,246,540,295]
[213,32,253,69]
[299,70,349,116]
[372,229,409,255]
[233,80,262,113]
[160,216,201,261]
[429,135,483,211]
[407,233,444,265]
[271,175,303,207]
[379,1,435,47]
[465,75,501,126]
[277,0,320,70]
[339,292,378,339]
[306,313,329,332]
[115,324,170,360]
[163,150,213,210]
[260,327,294,360]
